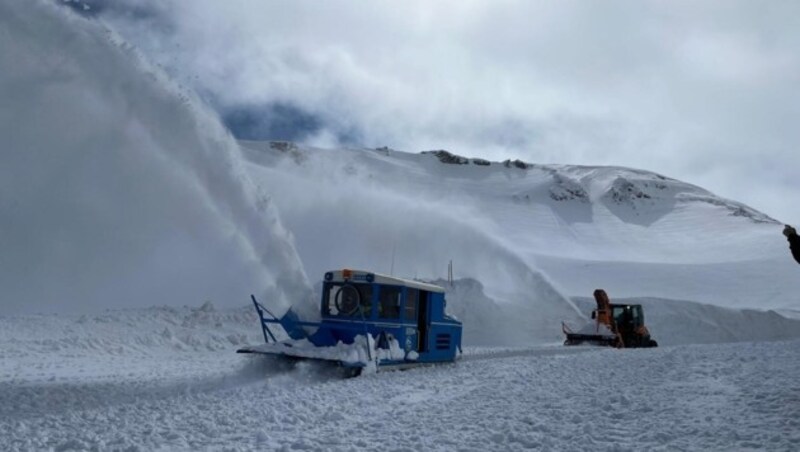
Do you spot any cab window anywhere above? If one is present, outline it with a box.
[378,286,402,319]
[405,288,418,321]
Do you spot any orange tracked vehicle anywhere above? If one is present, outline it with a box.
[562,289,658,348]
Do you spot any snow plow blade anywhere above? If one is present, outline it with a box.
[562,333,618,347]
[236,342,366,369]
[237,343,366,378]
[561,321,619,347]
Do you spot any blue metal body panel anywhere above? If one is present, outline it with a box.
[243,270,463,369]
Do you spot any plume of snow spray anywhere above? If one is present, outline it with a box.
[0,1,313,317]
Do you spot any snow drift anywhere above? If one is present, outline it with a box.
[0,2,312,317]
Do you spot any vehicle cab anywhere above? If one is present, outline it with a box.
[313,269,462,364]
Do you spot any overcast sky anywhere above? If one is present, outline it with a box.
[85,0,800,226]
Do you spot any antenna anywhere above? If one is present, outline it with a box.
[390,242,396,276]
[448,259,453,287]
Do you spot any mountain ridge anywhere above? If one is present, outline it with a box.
[244,140,778,227]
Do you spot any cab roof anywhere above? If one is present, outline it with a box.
[324,269,445,294]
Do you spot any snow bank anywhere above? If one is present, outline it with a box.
[2,292,795,384]
[0,302,265,383]
[6,287,793,385]
[539,254,800,311]
[0,1,312,317]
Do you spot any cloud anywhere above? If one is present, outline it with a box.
[78,0,800,225]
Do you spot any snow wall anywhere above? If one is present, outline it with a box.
[5,292,799,373]
[0,1,314,318]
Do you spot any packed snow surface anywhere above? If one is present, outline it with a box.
[1,306,799,451]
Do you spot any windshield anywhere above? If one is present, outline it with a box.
[612,305,643,328]
[323,283,373,317]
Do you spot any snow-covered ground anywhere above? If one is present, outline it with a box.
[2,306,798,451]
[2,301,798,450]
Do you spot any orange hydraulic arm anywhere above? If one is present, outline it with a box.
[593,289,612,327]
[593,289,624,348]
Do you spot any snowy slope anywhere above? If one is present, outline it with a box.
[240,141,800,313]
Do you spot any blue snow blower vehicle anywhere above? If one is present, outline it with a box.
[237,269,463,374]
